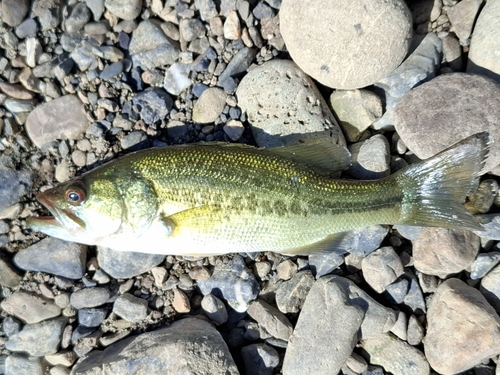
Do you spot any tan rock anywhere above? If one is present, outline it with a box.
[192,87,227,123]
[424,278,500,374]
[172,288,191,313]
[413,227,480,279]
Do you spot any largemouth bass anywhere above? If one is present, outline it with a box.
[27,134,488,256]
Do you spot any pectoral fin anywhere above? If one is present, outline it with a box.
[161,205,223,237]
[282,231,352,256]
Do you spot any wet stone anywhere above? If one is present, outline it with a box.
[14,237,86,279]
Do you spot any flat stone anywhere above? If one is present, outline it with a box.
[70,288,111,310]
[0,258,22,287]
[0,83,35,100]
[361,246,404,293]
[104,0,142,20]
[448,0,483,43]
[72,318,238,374]
[1,291,61,324]
[192,87,227,123]
[97,246,165,279]
[2,0,29,27]
[282,275,364,375]
[14,237,86,279]
[25,95,89,148]
[6,317,66,356]
[361,333,429,375]
[113,293,148,323]
[247,299,293,341]
[329,89,383,142]
[279,0,412,89]
[424,278,500,374]
[237,59,345,148]
[217,47,257,93]
[197,255,259,312]
[394,73,500,172]
[413,227,480,279]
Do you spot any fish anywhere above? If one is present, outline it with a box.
[26,133,489,256]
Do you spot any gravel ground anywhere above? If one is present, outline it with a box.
[1,0,500,374]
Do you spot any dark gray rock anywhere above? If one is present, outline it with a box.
[14,237,86,279]
[6,317,66,356]
[470,251,500,280]
[0,160,32,212]
[97,246,165,279]
[113,293,148,323]
[275,270,315,313]
[70,287,111,309]
[2,0,29,27]
[132,88,173,124]
[78,307,109,328]
[218,47,257,93]
[241,343,279,375]
[197,255,259,312]
[308,251,344,278]
[72,317,239,374]
[100,61,125,80]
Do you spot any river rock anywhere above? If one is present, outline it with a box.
[424,278,500,374]
[282,275,364,375]
[329,89,383,142]
[247,299,293,341]
[113,293,148,323]
[192,87,227,123]
[104,0,142,20]
[372,32,442,130]
[348,134,391,180]
[1,0,30,27]
[412,227,480,279]
[279,0,412,89]
[480,263,500,311]
[0,161,33,212]
[394,73,500,173]
[6,317,66,356]
[467,0,500,82]
[97,246,165,279]
[236,59,345,148]
[197,255,259,312]
[241,343,279,375]
[1,291,61,324]
[14,237,87,279]
[447,0,483,43]
[361,333,429,375]
[5,355,47,375]
[275,270,315,314]
[71,317,239,374]
[25,95,89,148]
[361,246,404,293]
[70,288,111,310]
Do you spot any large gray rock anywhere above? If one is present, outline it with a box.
[71,317,239,374]
[282,276,364,375]
[14,237,87,279]
[236,59,345,148]
[394,73,500,172]
[467,0,500,82]
[1,291,61,324]
[279,0,412,89]
[97,246,165,279]
[25,95,89,148]
[104,0,142,20]
[424,278,500,374]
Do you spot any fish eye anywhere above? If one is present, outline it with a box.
[65,184,86,205]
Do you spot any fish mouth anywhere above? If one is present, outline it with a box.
[27,191,86,233]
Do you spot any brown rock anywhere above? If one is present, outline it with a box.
[412,227,480,279]
[424,278,500,374]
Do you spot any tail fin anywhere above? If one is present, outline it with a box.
[396,133,490,231]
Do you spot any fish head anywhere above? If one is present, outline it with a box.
[27,177,125,245]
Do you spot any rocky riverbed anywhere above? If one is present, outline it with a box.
[1,0,500,374]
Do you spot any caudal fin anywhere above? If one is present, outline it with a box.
[396,133,490,231]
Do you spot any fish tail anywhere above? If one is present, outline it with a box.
[396,133,490,231]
